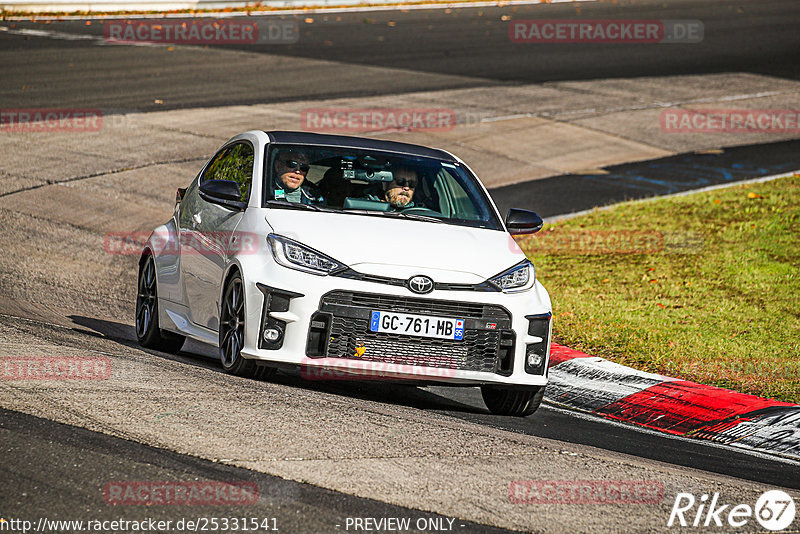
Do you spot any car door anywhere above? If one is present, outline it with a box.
[179,142,255,331]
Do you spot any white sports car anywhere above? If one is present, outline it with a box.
[136,131,552,416]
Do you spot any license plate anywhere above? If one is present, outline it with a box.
[369,311,464,341]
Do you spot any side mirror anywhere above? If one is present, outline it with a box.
[506,208,543,235]
[199,180,247,211]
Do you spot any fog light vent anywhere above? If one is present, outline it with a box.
[526,351,544,368]
[524,312,551,375]
[257,283,303,351]
[263,328,282,342]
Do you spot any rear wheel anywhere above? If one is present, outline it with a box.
[219,272,274,380]
[481,385,545,416]
[136,254,185,353]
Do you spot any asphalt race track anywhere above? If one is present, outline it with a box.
[1,408,513,533]
[2,0,800,532]
[2,0,799,110]
[491,138,800,217]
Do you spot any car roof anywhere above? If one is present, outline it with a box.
[264,131,457,162]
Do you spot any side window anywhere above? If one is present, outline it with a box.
[200,142,255,203]
[433,169,484,220]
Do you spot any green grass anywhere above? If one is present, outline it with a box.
[517,174,800,403]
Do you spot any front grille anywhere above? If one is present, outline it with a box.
[333,268,498,292]
[313,290,514,375]
[321,291,510,321]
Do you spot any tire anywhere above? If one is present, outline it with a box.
[136,254,185,353]
[218,272,274,380]
[481,385,545,417]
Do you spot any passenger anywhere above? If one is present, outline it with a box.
[369,167,417,210]
[272,151,324,205]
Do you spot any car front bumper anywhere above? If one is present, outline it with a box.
[238,264,552,387]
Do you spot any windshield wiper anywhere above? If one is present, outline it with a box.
[339,208,444,223]
[382,211,444,224]
[265,200,338,213]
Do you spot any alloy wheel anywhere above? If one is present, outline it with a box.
[220,277,245,369]
[136,257,156,339]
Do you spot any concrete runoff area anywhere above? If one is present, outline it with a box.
[2,71,800,195]
[2,73,800,532]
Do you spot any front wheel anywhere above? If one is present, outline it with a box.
[136,254,185,353]
[219,272,274,380]
[481,385,545,416]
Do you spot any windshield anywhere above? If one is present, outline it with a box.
[264,143,503,231]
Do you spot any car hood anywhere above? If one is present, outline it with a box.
[265,209,527,282]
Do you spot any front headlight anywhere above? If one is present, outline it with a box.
[267,234,346,276]
[488,260,535,292]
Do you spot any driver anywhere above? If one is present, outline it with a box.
[272,151,324,205]
[369,167,417,210]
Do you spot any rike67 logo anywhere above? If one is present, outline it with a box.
[668,490,796,531]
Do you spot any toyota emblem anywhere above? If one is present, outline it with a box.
[407,275,434,294]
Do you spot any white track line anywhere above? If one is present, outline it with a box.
[4,0,595,21]
[0,25,97,38]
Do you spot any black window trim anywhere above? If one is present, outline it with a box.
[261,142,504,231]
